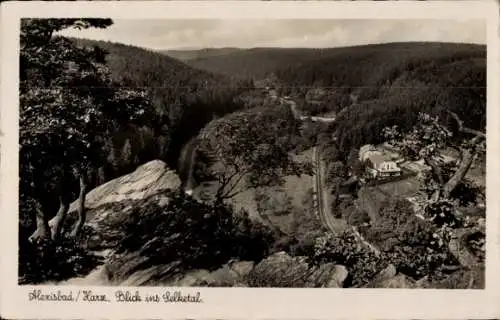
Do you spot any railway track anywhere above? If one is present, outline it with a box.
[313,146,381,256]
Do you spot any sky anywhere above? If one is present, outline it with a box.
[58,19,486,50]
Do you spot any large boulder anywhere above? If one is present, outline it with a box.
[448,227,484,268]
[105,251,350,288]
[105,253,255,287]
[60,160,181,250]
[246,251,348,288]
[72,160,180,212]
[364,264,416,288]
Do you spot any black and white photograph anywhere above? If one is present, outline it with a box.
[1,1,499,319]
[16,16,488,289]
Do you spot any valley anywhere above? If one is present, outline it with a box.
[19,19,486,289]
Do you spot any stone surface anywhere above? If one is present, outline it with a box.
[57,160,181,250]
[448,227,483,268]
[377,274,416,288]
[324,265,349,288]
[72,160,180,214]
[105,251,349,288]
[364,264,416,288]
[246,251,348,288]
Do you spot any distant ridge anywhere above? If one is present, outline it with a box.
[161,47,242,62]
[181,42,485,79]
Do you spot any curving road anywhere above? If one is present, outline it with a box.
[179,87,380,254]
[178,137,198,195]
[280,94,380,255]
[313,146,345,234]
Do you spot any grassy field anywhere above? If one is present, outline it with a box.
[357,176,421,222]
[193,149,319,235]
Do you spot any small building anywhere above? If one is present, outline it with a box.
[365,153,402,179]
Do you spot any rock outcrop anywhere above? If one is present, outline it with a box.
[364,264,416,288]
[448,227,484,268]
[53,159,483,289]
[60,160,181,250]
[246,252,348,288]
[71,160,180,212]
[104,251,348,288]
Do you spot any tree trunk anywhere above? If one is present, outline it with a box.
[426,158,444,186]
[97,166,106,185]
[332,182,341,209]
[49,193,70,241]
[424,157,443,203]
[28,200,51,243]
[70,173,87,238]
[443,148,476,199]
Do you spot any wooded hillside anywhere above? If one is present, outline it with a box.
[72,38,253,170]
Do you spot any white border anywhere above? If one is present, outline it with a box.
[1,1,499,319]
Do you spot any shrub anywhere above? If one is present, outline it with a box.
[118,191,277,273]
[312,232,387,287]
[18,236,102,284]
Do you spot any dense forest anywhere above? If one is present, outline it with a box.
[272,43,486,153]
[73,39,253,170]
[185,47,329,79]
[162,47,242,62]
[182,42,485,158]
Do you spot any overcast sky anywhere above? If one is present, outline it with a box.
[58,19,486,50]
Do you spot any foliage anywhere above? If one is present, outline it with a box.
[184,43,485,160]
[255,187,294,217]
[383,113,452,160]
[289,188,324,239]
[365,199,415,249]
[363,198,459,279]
[73,38,252,168]
[118,191,277,272]
[18,235,102,284]
[425,199,462,228]
[326,161,348,186]
[382,110,485,217]
[312,232,387,287]
[199,106,313,201]
[339,203,370,227]
[20,19,157,212]
[465,231,485,263]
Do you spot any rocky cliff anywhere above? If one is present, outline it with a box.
[58,160,352,287]
[60,160,181,250]
[57,160,484,289]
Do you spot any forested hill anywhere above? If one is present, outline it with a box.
[274,42,485,91]
[72,39,248,118]
[162,47,242,62]
[183,42,485,83]
[185,47,324,79]
[182,42,485,151]
[286,42,486,152]
[71,38,252,174]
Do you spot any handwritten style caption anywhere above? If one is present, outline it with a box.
[28,289,203,303]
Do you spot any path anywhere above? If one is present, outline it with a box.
[178,137,198,195]
[283,96,380,255]
[312,146,346,234]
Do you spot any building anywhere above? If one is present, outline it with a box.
[364,153,402,179]
[359,144,403,179]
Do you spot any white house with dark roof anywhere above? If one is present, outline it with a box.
[359,145,402,179]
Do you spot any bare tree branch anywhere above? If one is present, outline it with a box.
[447,111,486,139]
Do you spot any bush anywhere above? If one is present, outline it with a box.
[118,191,277,273]
[311,232,387,287]
[18,236,102,284]
[361,198,461,280]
